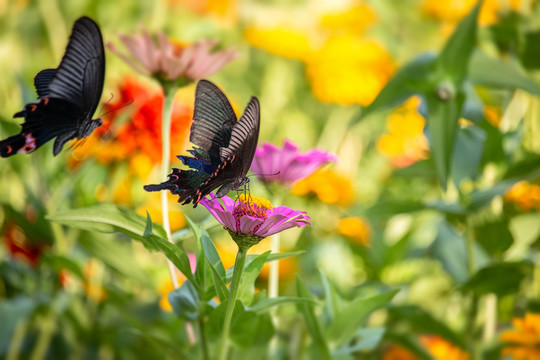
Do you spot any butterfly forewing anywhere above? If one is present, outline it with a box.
[219,97,260,175]
[190,80,237,164]
[47,16,105,117]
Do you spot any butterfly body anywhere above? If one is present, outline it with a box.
[0,16,105,157]
[144,80,260,207]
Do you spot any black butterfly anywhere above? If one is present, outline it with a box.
[144,80,260,207]
[0,16,105,157]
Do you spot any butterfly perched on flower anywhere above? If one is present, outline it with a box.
[144,80,260,207]
[0,16,105,157]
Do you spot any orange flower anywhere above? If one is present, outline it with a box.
[73,76,192,167]
[504,181,540,211]
[337,217,371,246]
[382,344,417,360]
[500,313,540,360]
[292,168,355,206]
[376,96,429,168]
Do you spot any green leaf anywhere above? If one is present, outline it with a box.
[225,251,305,281]
[437,2,480,85]
[425,91,465,189]
[296,276,331,360]
[389,305,466,349]
[475,220,514,256]
[47,204,167,244]
[334,328,386,354]
[521,30,540,70]
[168,281,199,321]
[237,251,271,305]
[320,271,343,324]
[42,254,84,280]
[201,228,229,302]
[143,210,153,237]
[468,179,519,211]
[0,296,36,348]
[143,234,194,284]
[78,235,150,285]
[451,125,486,186]
[361,54,436,119]
[325,290,398,349]
[248,296,318,313]
[230,311,274,348]
[463,261,532,296]
[201,228,226,278]
[367,200,426,217]
[470,51,540,96]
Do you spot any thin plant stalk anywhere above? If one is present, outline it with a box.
[219,245,248,360]
[268,195,283,298]
[161,85,179,289]
[465,220,480,360]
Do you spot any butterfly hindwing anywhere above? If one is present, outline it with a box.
[0,16,105,158]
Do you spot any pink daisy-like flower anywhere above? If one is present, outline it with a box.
[107,27,238,83]
[200,193,310,248]
[250,139,337,187]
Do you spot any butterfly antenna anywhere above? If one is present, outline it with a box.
[249,171,281,178]
[98,97,134,119]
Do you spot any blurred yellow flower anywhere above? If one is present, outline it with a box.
[306,35,395,105]
[244,27,312,60]
[292,168,355,206]
[337,216,371,246]
[215,238,296,282]
[83,259,107,302]
[500,313,540,360]
[376,96,429,167]
[382,337,469,360]
[422,0,532,27]
[138,193,186,232]
[420,336,469,360]
[319,4,377,35]
[504,181,540,211]
[483,105,501,127]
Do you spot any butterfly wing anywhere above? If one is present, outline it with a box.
[190,80,237,165]
[0,99,80,157]
[0,17,104,157]
[47,16,105,118]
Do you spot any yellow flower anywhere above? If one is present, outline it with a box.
[483,105,501,127]
[83,259,107,302]
[420,336,469,360]
[500,313,540,360]
[318,4,377,35]
[382,337,469,360]
[244,26,312,60]
[505,181,540,211]
[138,193,186,232]
[292,168,354,206]
[376,96,429,167]
[306,34,395,106]
[422,0,533,27]
[337,217,371,246]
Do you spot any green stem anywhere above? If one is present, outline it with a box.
[268,195,283,298]
[161,85,179,288]
[464,221,479,359]
[197,316,209,360]
[219,245,248,360]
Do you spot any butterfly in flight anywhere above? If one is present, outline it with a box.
[0,16,105,157]
[144,80,260,207]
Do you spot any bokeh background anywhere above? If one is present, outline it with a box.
[1,0,540,359]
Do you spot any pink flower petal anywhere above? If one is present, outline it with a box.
[238,215,265,235]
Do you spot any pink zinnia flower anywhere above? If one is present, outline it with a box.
[250,140,337,186]
[200,193,310,247]
[107,27,238,82]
